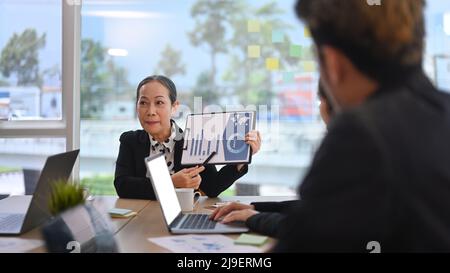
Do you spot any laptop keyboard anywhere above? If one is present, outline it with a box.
[0,213,24,232]
[179,214,217,230]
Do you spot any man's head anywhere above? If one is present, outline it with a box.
[296,0,426,111]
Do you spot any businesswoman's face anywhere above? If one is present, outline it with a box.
[137,81,179,139]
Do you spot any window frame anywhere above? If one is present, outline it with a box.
[0,1,81,180]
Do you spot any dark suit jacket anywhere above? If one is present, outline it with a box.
[248,71,450,252]
[245,200,297,237]
[114,129,248,200]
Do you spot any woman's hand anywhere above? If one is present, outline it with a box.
[209,202,256,222]
[171,166,205,189]
[246,130,261,155]
[236,130,262,171]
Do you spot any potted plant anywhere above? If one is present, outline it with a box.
[41,180,118,253]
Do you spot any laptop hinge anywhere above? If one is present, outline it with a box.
[169,212,184,230]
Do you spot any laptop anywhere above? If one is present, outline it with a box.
[145,153,249,234]
[0,150,79,235]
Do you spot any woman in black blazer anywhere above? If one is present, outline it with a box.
[114,75,261,200]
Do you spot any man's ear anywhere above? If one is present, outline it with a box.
[321,46,344,86]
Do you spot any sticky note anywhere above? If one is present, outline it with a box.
[266,58,279,70]
[303,61,316,72]
[234,234,268,246]
[289,44,302,58]
[304,27,311,38]
[283,72,295,83]
[248,20,260,32]
[109,208,137,218]
[247,45,260,58]
[272,30,284,43]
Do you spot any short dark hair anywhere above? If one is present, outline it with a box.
[136,75,177,104]
[296,0,426,84]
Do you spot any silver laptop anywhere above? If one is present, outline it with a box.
[0,150,79,235]
[145,153,249,234]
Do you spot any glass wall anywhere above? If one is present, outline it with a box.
[78,0,450,196]
[1,0,449,197]
[0,138,65,197]
[0,0,66,197]
[0,0,62,120]
[424,2,450,93]
[79,0,324,196]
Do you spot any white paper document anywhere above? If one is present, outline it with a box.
[148,234,262,253]
[181,111,255,165]
[0,238,42,253]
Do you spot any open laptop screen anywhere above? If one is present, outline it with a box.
[145,154,181,225]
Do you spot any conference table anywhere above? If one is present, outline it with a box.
[0,195,296,253]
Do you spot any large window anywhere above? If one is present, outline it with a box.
[78,0,450,196]
[425,3,450,93]
[0,0,79,197]
[0,138,65,196]
[2,1,448,198]
[79,0,324,196]
[0,0,62,120]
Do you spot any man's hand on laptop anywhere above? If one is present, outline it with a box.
[209,202,258,223]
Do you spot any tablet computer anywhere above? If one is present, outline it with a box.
[181,111,256,165]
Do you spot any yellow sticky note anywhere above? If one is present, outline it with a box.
[304,27,311,38]
[247,45,260,58]
[303,61,316,72]
[248,20,260,32]
[266,58,279,70]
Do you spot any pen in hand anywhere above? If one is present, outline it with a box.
[191,152,216,192]
[202,151,216,166]
[191,151,216,181]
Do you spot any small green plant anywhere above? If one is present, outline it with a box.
[48,180,86,216]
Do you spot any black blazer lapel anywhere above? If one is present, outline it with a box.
[137,130,151,177]
[172,120,188,173]
[173,139,184,173]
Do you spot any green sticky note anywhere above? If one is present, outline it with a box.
[234,234,268,246]
[109,208,132,215]
[290,44,302,58]
[109,208,137,218]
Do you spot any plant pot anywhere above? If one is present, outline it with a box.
[41,202,118,253]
